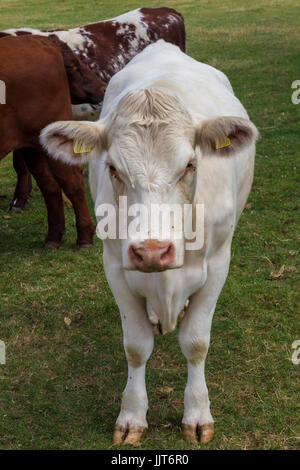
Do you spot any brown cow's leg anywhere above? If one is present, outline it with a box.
[22,147,65,247]
[47,157,95,248]
[9,150,32,212]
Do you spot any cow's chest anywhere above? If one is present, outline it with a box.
[124,257,207,332]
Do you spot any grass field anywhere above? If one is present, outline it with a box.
[0,0,299,450]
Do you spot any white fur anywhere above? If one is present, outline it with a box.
[42,41,258,437]
[3,27,93,51]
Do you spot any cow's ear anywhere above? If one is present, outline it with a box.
[40,120,107,165]
[194,115,259,156]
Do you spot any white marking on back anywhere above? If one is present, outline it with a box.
[3,26,94,52]
[3,8,153,58]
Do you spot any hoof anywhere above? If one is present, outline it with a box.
[200,423,214,443]
[44,241,60,249]
[182,422,214,444]
[182,424,198,443]
[9,206,23,213]
[77,243,93,251]
[113,424,147,446]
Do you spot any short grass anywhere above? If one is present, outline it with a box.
[0,0,299,450]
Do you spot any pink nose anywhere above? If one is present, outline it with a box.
[129,240,175,272]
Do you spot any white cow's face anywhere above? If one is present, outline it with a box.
[106,122,197,271]
[41,88,258,272]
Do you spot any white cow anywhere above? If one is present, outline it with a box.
[41,40,258,445]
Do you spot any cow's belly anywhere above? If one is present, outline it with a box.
[124,257,207,332]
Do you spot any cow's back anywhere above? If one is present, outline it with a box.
[2,8,185,83]
[71,7,186,82]
[101,41,245,119]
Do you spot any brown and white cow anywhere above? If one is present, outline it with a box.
[0,35,98,247]
[2,7,186,215]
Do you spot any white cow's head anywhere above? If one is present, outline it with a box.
[41,88,258,272]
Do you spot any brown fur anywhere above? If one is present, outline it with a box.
[0,36,94,246]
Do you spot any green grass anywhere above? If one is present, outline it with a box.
[0,0,299,450]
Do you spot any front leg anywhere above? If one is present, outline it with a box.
[47,157,95,248]
[114,298,154,445]
[22,147,65,246]
[179,247,231,443]
[103,248,154,445]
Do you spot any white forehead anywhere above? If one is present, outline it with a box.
[106,88,195,190]
[109,129,194,191]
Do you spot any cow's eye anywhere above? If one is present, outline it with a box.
[181,161,195,179]
[108,164,121,180]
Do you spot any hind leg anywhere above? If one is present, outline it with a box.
[9,150,32,212]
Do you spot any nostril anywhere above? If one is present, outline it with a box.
[131,246,143,263]
[161,244,172,261]
[160,243,174,263]
[129,241,175,271]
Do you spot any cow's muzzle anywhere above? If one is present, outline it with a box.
[128,240,175,272]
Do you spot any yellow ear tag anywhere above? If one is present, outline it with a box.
[216,137,231,150]
[73,141,92,154]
